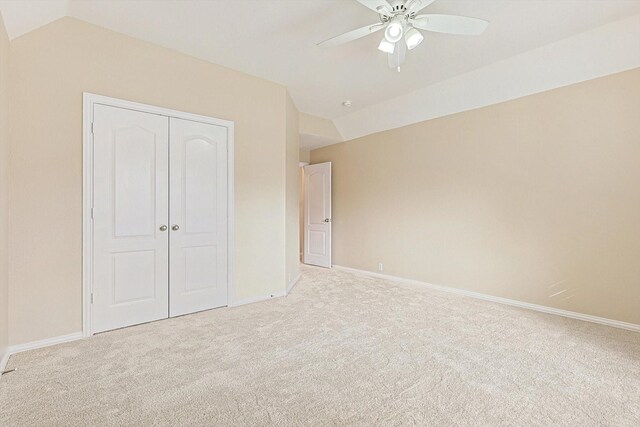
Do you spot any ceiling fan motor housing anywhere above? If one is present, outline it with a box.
[380,0,417,23]
[390,1,408,13]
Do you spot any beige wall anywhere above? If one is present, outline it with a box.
[286,93,300,287]
[312,68,640,325]
[0,12,10,361]
[9,17,290,345]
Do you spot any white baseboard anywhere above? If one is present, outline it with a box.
[3,288,291,365]
[8,332,85,356]
[0,349,9,373]
[333,265,640,333]
[230,290,286,307]
[286,273,302,295]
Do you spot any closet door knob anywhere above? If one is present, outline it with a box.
[159,225,168,231]
[172,224,180,231]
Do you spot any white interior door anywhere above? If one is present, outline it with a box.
[92,105,169,333]
[303,162,332,268]
[169,118,228,317]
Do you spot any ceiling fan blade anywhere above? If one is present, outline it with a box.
[317,23,385,48]
[388,39,407,69]
[411,14,489,35]
[356,0,393,16]
[405,0,437,14]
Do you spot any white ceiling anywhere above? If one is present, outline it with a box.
[2,0,640,139]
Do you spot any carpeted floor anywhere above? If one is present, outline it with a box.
[1,265,639,426]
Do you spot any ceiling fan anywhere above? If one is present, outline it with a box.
[317,0,489,71]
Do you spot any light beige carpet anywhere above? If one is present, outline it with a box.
[1,265,639,426]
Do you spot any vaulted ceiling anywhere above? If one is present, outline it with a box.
[2,0,640,144]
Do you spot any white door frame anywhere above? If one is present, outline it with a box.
[82,93,235,337]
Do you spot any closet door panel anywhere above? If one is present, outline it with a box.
[169,118,228,316]
[92,105,170,333]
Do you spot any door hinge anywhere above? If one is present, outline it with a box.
[91,122,94,134]
[90,207,94,220]
[90,293,94,304]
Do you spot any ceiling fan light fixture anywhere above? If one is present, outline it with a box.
[405,27,424,50]
[384,18,404,43]
[317,0,489,70]
[378,38,395,54]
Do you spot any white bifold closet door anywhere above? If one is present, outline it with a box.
[92,105,170,333]
[92,105,227,333]
[169,118,228,317]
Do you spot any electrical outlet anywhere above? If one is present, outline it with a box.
[378,263,383,272]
